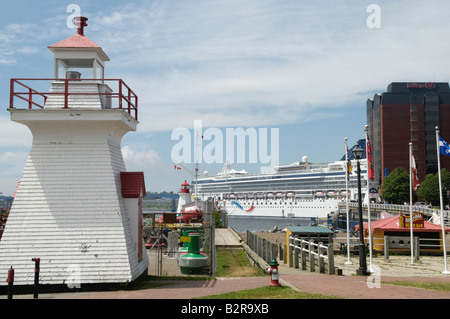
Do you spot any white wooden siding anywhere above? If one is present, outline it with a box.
[0,111,148,286]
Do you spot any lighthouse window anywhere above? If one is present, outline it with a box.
[56,58,99,80]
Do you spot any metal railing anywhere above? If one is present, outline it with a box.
[9,78,138,120]
[338,201,449,220]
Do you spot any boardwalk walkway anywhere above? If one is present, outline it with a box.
[214,228,242,248]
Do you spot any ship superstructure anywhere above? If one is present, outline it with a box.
[192,142,379,218]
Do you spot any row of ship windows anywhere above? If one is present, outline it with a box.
[228,204,327,209]
[200,181,356,188]
[198,181,359,193]
[231,201,326,205]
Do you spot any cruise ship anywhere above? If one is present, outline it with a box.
[192,140,378,219]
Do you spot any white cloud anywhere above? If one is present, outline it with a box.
[0,116,32,147]
[0,150,28,196]
[122,145,163,169]
[2,0,450,192]
[0,150,26,160]
[87,1,450,134]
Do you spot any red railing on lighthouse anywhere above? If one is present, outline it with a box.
[9,78,138,121]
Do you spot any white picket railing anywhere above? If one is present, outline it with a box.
[288,236,335,275]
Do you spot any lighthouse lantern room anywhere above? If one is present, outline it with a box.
[0,17,148,288]
[49,16,108,80]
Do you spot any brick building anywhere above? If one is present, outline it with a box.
[367,82,450,186]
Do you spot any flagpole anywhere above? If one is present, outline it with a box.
[409,142,414,265]
[344,137,352,265]
[436,127,450,275]
[365,125,373,272]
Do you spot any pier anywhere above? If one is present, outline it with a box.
[214,228,242,249]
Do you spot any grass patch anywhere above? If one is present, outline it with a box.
[383,281,450,292]
[215,249,266,277]
[195,285,342,299]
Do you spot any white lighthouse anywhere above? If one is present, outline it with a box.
[0,17,149,288]
[177,181,192,214]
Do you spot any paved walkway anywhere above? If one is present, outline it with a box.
[3,228,450,300]
[7,252,449,300]
[29,263,447,300]
[279,272,450,299]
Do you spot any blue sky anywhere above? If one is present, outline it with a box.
[1,0,450,194]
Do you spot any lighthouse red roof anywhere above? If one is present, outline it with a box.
[180,180,190,193]
[49,33,101,49]
[48,16,110,61]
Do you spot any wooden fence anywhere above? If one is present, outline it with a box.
[288,235,335,275]
[245,230,285,264]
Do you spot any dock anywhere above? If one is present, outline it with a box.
[215,228,242,249]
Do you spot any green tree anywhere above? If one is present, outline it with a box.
[416,173,439,204]
[416,168,450,206]
[381,167,409,204]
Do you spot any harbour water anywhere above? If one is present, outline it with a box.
[227,216,316,232]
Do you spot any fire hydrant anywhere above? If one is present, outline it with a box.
[267,258,281,287]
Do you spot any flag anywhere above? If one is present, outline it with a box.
[366,134,374,179]
[346,144,352,180]
[174,165,181,170]
[439,135,450,156]
[411,150,420,191]
[436,130,450,272]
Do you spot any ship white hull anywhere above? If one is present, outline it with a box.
[194,154,379,220]
[220,198,339,218]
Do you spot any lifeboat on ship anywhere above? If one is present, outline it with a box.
[327,191,338,198]
[315,191,325,197]
[340,190,351,197]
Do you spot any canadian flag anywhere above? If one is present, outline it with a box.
[411,151,420,191]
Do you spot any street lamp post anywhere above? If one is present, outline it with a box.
[352,146,369,276]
